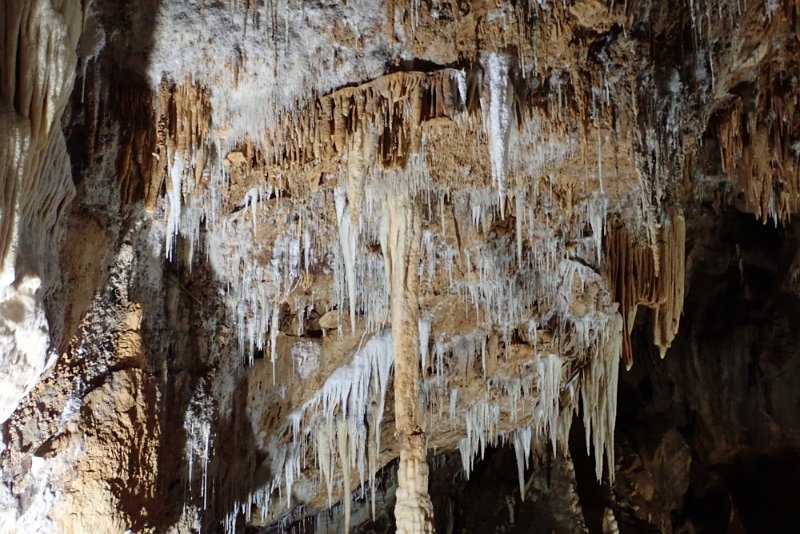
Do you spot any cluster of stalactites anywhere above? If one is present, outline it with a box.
[141,35,685,532]
[157,79,213,204]
[715,67,800,224]
[682,0,800,224]
[156,80,213,261]
[152,52,583,360]
[605,210,686,368]
[83,73,213,214]
[263,69,467,170]
[227,332,394,533]
[439,319,624,488]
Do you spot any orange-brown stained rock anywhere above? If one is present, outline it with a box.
[606,210,686,369]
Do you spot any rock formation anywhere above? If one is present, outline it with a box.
[1,0,799,532]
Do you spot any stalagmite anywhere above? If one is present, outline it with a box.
[384,189,434,533]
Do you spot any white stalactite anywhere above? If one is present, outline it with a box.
[335,187,358,335]
[483,53,512,218]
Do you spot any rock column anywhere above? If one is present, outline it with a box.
[383,190,434,533]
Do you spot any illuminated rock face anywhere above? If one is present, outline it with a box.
[1,0,800,532]
[0,0,80,426]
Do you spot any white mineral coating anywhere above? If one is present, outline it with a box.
[0,276,55,425]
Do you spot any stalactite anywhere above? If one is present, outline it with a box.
[264,69,466,170]
[652,213,686,358]
[715,70,800,224]
[336,417,352,533]
[483,53,513,217]
[580,312,623,483]
[605,210,686,368]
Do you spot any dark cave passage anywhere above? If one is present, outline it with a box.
[613,208,800,533]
